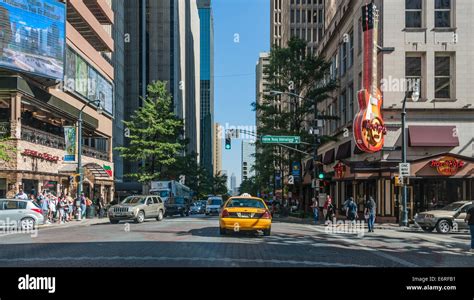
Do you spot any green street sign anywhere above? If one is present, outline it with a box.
[261,135,301,144]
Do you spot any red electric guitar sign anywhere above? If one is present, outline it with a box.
[353,2,387,153]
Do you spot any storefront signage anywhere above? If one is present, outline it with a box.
[22,149,59,162]
[334,162,346,179]
[430,157,465,176]
[353,3,386,154]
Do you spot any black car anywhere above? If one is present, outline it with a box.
[165,197,191,217]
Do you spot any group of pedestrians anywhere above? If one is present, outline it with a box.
[310,194,377,232]
[15,189,106,223]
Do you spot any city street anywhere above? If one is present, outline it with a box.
[0,216,472,267]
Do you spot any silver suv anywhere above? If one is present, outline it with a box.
[108,195,165,224]
[415,201,472,234]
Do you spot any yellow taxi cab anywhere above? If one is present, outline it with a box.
[219,193,272,236]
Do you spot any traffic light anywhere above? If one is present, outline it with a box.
[225,134,231,150]
[318,171,325,179]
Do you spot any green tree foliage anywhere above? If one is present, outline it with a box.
[238,177,258,196]
[116,81,184,183]
[253,37,337,194]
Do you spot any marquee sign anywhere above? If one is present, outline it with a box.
[430,156,465,176]
[22,149,59,163]
[353,3,387,153]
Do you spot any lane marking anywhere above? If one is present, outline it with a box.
[0,256,375,267]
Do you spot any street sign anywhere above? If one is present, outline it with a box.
[291,162,301,177]
[311,179,320,188]
[261,135,301,144]
[399,163,411,177]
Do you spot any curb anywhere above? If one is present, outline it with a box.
[38,219,109,230]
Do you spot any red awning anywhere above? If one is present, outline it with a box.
[409,126,459,147]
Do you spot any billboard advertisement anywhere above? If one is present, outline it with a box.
[65,47,114,115]
[0,0,65,80]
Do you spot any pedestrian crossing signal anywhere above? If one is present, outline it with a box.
[394,176,402,186]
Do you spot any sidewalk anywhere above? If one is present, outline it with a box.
[39,218,109,230]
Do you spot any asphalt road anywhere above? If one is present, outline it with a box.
[0,215,472,267]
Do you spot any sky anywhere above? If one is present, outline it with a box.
[213,0,269,189]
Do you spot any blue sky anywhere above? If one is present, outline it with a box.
[213,0,269,188]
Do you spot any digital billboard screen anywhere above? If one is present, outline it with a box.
[65,47,114,116]
[0,0,65,80]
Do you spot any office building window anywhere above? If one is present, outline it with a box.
[291,9,295,23]
[406,0,422,28]
[340,92,346,126]
[435,0,451,28]
[349,30,354,67]
[405,54,423,99]
[313,11,317,23]
[348,83,354,121]
[302,9,306,23]
[318,27,323,42]
[296,10,300,23]
[340,42,347,76]
[435,54,452,99]
[308,10,312,23]
[313,28,317,43]
[318,9,323,23]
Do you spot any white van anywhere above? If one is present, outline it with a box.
[205,196,223,215]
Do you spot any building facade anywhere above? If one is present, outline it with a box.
[230,173,237,196]
[213,122,222,176]
[241,141,256,182]
[198,0,214,176]
[271,0,325,53]
[112,0,125,184]
[313,0,474,222]
[0,0,116,202]
[120,0,201,193]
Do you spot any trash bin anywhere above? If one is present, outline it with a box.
[86,205,96,219]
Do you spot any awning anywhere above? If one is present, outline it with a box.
[58,163,111,178]
[409,126,459,147]
[323,149,335,164]
[336,141,352,160]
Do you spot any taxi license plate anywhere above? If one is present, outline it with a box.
[239,213,250,218]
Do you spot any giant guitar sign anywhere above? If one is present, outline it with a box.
[353,2,387,153]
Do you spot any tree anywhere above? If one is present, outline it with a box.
[239,177,258,196]
[253,37,337,207]
[211,172,228,196]
[116,81,184,183]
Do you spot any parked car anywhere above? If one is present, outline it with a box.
[414,201,472,234]
[165,196,191,217]
[0,199,44,230]
[108,195,165,224]
[206,196,223,215]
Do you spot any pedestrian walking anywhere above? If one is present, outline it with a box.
[346,197,357,223]
[465,201,474,253]
[323,195,333,221]
[40,192,50,224]
[311,197,319,224]
[365,196,376,232]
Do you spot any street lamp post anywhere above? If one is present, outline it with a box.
[76,100,103,207]
[401,82,419,227]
